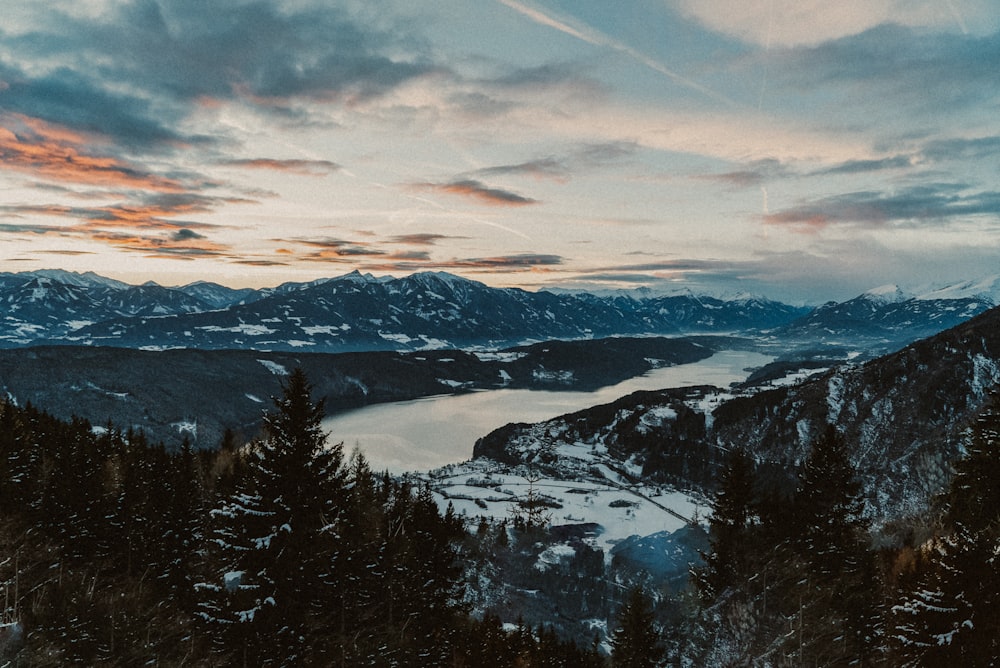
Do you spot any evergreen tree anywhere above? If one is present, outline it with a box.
[794,425,866,576]
[611,586,663,667]
[198,368,345,666]
[892,395,1000,664]
[696,446,755,597]
[793,425,879,660]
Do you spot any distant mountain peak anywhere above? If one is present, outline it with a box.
[860,284,911,304]
[25,269,130,290]
[916,275,1000,303]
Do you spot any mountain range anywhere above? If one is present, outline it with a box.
[4,269,1000,353]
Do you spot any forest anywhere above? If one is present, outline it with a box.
[1,368,998,666]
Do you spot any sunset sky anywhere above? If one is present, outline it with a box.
[2,0,999,302]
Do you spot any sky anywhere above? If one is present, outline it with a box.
[1,0,999,303]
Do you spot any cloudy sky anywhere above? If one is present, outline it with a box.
[1,0,998,302]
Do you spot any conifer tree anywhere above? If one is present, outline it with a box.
[796,425,881,658]
[611,586,663,667]
[794,425,867,578]
[892,395,1000,663]
[198,368,345,666]
[696,446,755,597]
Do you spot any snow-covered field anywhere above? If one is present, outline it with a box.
[419,438,706,557]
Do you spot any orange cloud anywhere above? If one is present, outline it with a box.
[88,229,230,256]
[413,180,538,206]
[0,113,185,192]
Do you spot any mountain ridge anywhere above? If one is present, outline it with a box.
[3,268,999,355]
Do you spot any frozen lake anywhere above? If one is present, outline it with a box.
[322,349,772,474]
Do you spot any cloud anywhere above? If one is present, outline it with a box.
[413,179,538,206]
[474,158,569,182]
[672,0,993,47]
[1,193,240,233]
[233,259,290,267]
[0,113,186,191]
[0,61,190,149]
[171,228,206,242]
[470,142,636,182]
[354,253,564,274]
[921,135,1000,162]
[498,0,736,106]
[292,238,387,259]
[388,233,455,245]
[0,221,69,236]
[447,254,563,268]
[777,24,1000,113]
[763,184,1000,230]
[813,155,913,175]
[85,229,230,258]
[223,158,341,175]
[7,0,435,112]
[695,158,787,188]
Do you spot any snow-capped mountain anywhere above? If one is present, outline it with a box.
[175,281,257,309]
[774,281,993,347]
[2,269,998,353]
[0,269,809,351]
[915,274,1000,302]
[0,271,216,343]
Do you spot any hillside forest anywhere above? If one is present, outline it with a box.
[1,367,998,666]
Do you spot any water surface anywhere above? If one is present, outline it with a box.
[323,349,772,473]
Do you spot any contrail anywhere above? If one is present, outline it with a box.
[944,0,969,34]
[497,0,737,108]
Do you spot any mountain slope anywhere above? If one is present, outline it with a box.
[4,269,998,355]
[776,284,992,348]
[472,305,1000,521]
[10,270,808,352]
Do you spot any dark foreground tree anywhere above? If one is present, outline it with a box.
[892,394,1000,664]
[198,368,345,666]
[611,586,663,667]
[695,446,756,598]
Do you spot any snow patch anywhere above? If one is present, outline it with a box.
[258,359,288,376]
[473,351,528,362]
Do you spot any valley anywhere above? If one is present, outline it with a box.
[3,268,1000,663]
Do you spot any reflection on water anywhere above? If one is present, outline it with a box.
[322,349,772,474]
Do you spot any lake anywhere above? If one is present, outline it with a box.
[322,349,773,474]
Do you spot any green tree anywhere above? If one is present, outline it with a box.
[794,425,867,577]
[892,396,1000,664]
[611,586,663,667]
[198,368,345,666]
[794,425,879,660]
[696,446,756,598]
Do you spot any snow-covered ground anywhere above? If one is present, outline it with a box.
[419,439,706,558]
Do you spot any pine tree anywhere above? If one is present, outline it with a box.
[794,425,867,577]
[696,446,755,597]
[790,425,880,662]
[198,368,345,666]
[611,586,663,668]
[892,395,1000,664]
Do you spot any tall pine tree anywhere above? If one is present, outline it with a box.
[696,446,756,598]
[198,368,345,666]
[892,394,1000,664]
[611,586,663,668]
